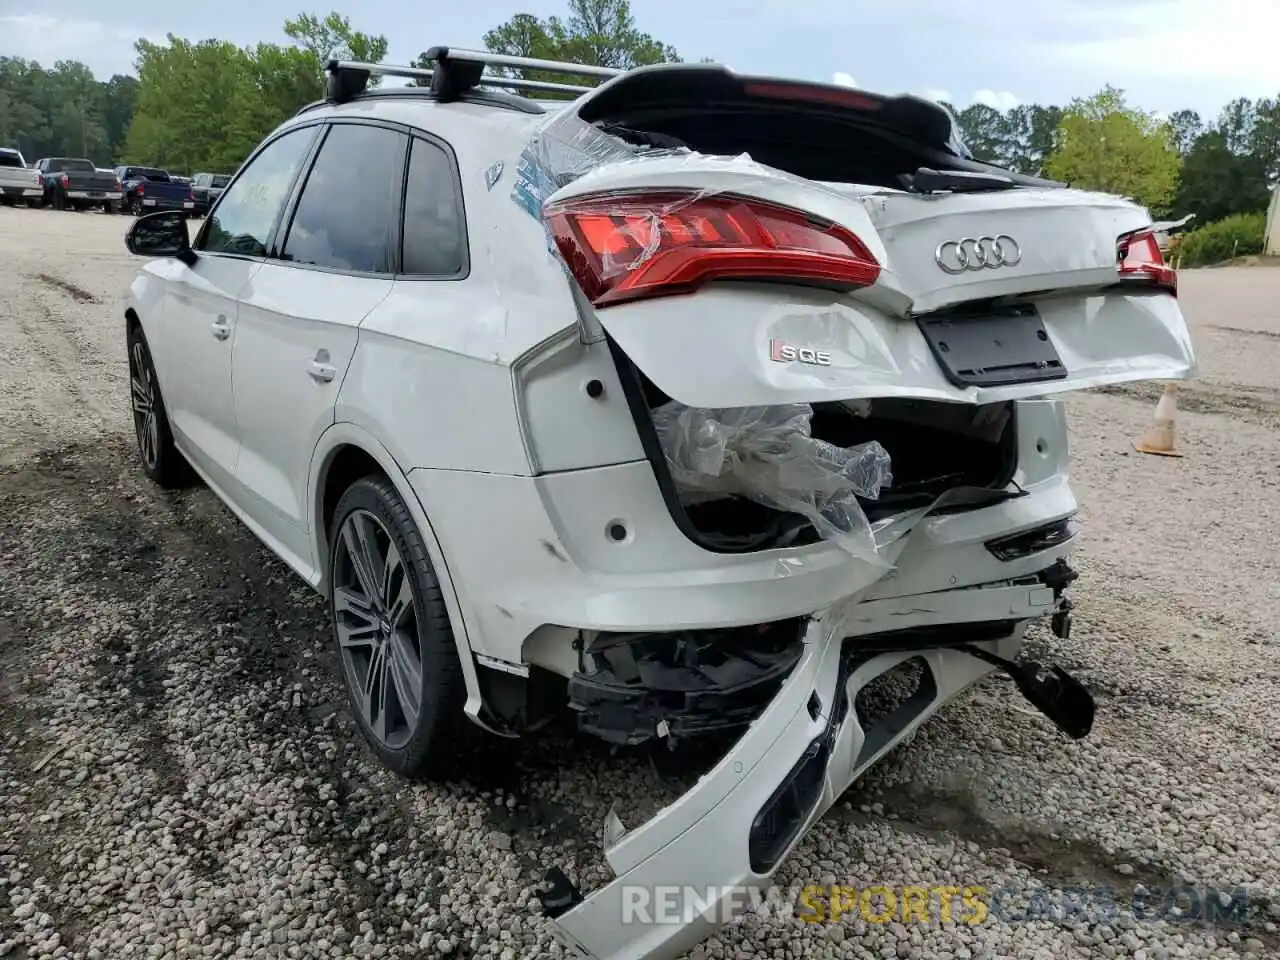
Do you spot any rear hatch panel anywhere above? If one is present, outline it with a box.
[539,154,1194,409]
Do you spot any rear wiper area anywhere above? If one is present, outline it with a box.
[906,167,1020,193]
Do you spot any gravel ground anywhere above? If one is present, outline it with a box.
[1,203,1278,960]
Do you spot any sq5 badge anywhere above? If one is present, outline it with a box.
[769,338,832,366]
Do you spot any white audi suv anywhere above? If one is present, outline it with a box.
[121,47,1195,960]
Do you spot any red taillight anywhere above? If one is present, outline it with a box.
[1117,229,1177,295]
[60,173,69,188]
[544,191,882,307]
[114,180,122,191]
[187,187,194,201]
[137,183,144,195]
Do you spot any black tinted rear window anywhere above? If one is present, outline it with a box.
[0,152,23,168]
[212,175,231,188]
[130,168,169,181]
[49,158,95,172]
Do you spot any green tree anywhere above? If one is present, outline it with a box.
[283,11,387,74]
[1167,109,1204,155]
[951,103,1005,164]
[123,12,385,173]
[1044,85,1181,212]
[413,0,680,94]
[1172,130,1269,224]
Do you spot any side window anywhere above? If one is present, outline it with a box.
[197,126,318,258]
[401,137,466,277]
[279,123,406,274]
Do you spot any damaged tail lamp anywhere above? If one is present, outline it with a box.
[544,190,882,307]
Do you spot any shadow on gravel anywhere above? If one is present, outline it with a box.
[0,438,727,956]
[838,780,1278,948]
[30,272,102,304]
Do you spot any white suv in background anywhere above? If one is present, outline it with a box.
[121,47,1195,960]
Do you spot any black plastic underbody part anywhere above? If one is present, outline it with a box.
[956,643,1094,739]
[539,865,583,919]
[567,620,806,747]
[916,303,1068,389]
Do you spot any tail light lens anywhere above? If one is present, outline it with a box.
[187,187,194,201]
[114,179,122,191]
[137,183,144,195]
[1117,228,1176,295]
[544,190,881,308]
[60,173,69,188]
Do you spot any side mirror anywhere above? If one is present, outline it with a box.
[126,210,196,266]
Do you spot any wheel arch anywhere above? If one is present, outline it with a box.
[308,422,489,727]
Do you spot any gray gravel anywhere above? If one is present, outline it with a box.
[2,204,1278,959]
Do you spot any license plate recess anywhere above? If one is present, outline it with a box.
[916,303,1067,388]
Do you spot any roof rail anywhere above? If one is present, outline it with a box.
[324,46,624,104]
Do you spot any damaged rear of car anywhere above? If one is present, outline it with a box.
[492,61,1194,960]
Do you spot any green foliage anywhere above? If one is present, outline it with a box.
[1,0,1278,235]
[120,12,386,173]
[410,0,681,96]
[1172,213,1267,267]
[283,11,388,64]
[1043,85,1181,212]
[0,57,137,165]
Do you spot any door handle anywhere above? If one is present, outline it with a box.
[211,315,230,341]
[308,360,337,383]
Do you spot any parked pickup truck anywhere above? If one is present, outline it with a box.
[190,171,232,216]
[34,157,124,212]
[115,165,195,216]
[0,148,44,206]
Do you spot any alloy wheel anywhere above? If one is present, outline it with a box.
[332,509,424,750]
[129,340,160,470]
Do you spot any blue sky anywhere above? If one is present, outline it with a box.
[2,0,1277,118]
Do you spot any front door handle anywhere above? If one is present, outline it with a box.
[308,360,337,383]
[211,315,230,340]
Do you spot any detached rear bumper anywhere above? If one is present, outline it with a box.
[547,577,1055,960]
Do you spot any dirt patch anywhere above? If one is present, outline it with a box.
[1090,380,1280,426]
[30,272,102,304]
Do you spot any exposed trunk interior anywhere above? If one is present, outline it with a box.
[608,339,1019,554]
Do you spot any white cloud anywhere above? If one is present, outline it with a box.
[831,71,858,88]
[918,88,952,104]
[972,89,1022,111]
[1041,0,1280,95]
[0,15,160,77]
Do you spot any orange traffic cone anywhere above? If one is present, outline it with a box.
[1132,383,1183,457]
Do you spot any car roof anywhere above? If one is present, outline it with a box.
[279,90,548,150]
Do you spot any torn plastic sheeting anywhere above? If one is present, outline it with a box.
[510,109,687,225]
[652,400,893,562]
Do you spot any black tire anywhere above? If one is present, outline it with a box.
[127,324,195,489]
[328,476,467,780]
[129,197,143,216]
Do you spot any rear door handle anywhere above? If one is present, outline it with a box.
[308,360,337,383]
[211,315,230,340]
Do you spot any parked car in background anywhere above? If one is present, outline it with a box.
[34,157,124,212]
[0,148,44,206]
[190,172,232,216]
[115,165,195,216]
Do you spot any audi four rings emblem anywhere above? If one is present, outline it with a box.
[934,235,1022,274]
